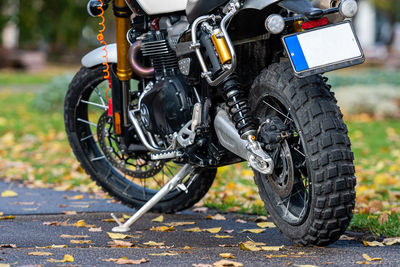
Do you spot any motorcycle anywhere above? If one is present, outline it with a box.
[64,0,363,246]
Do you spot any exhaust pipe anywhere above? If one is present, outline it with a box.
[128,41,154,79]
[214,109,249,160]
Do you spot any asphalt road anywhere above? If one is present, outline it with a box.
[0,180,399,266]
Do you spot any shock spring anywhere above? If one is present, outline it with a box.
[222,74,256,138]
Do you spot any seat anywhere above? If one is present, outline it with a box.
[186,0,229,23]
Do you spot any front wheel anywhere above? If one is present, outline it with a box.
[249,62,356,246]
[64,65,216,213]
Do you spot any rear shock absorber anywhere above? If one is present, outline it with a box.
[222,74,257,139]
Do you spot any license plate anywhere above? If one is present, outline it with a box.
[282,21,365,78]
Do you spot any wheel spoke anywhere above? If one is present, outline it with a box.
[91,156,105,162]
[77,118,97,128]
[263,100,294,122]
[81,99,108,110]
[95,87,107,107]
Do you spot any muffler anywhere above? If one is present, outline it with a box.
[214,109,249,160]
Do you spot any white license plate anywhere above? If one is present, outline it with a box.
[282,21,365,78]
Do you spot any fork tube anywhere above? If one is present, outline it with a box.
[113,0,132,137]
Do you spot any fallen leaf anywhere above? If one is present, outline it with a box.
[122,214,131,219]
[1,190,18,197]
[0,264,11,267]
[339,235,355,241]
[89,227,102,232]
[62,211,77,215]
[260,245,284,251]
[362,240,384,247]
[65,195,84,200]
[150,226,175,232]
[256,222,276,228]
[213,259,243,267]
[192,264,212,267]
[47,254,74,263]
[0,244,17,248]
[12,201,35,205]
[60,234,89,239]
[207,214,226,220]
[0,216,15,220]
[74,220,95,228]
[235,219,247,224]
[224,230,234,233]
[151,215,164,222]
[102,257,148,264]
[378,213,389,224]
[102,218,125,223]
[265,254,289,258]
[383,237,400,246]
[143,241,165,246]
[184,227,202,232]
[36,244,67,249]
[70,240,92,244]
[239,242,261,251]
[362,253,382,262]
[293,265,319,267]
[0,212,3,216]
[214,235,233,239]
[108,240,136,248]
[148,252,178,256]
[107,232,131,240]
[241,229,265,234]
[205,227,222,234]
[28,251,54,256]
[165,221,196,227]
[220,253,235,259]
[43,221,67,226]
[192,207,208,213]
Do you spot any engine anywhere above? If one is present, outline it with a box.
[130,20,194,137]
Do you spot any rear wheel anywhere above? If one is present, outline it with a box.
[64,65,216,212]
[249,62,356,246]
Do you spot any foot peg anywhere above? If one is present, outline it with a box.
[111,164,194,232]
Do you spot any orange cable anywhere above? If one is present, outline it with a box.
[97,0,111,101]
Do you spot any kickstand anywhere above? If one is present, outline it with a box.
[111,164,194,232]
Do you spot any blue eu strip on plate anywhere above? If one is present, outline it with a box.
[285,35,310,72]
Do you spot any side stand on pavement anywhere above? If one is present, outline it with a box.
[110,164,194,232]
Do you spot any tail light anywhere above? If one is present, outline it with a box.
[301,18,329,30]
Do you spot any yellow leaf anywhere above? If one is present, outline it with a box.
[70,240,92,244]
[68,195,84,200]
[148,252,178,256]
[206,214,226,220]
[60,234,89,239]
[36,244,68,249]
[362,240,384,247]
[256,222,276,228]
[165,221,196,227]
[213,259,243,267]
[150,225,175,232]
[89,227,102,232]
[266,254,289,258]
[260,245,284,251]
[74,220,88,227]
[239,242,261,251]
[1,190,18,197]
[205,227,221,234]
[28,251,54,256]
[102,257,148,264]
[383,237,400,246]
[107,232,130,240]
[214,235,233,239]
[0,264,11,267]
[0,216,15,220]
[151,215,164,222]
[293,265,319,267]
[184,227,202,232]
[362,253,382,262]
[47,254,74,263]
[0,212,3,216]
[143,241,165,246]
[220,253,235,259]
[241,229,265,234]
[102,218,125,223]
[122,214,131,219]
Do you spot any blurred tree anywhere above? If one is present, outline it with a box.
[370,0,400,48]
[0,0,13,44]
[17,0,98,53]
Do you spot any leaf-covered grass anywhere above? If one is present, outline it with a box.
[350,213,400,237]
[0,68,399,237]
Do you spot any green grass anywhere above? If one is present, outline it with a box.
[350,214,400,237]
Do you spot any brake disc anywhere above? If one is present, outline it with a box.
[97,111,163,179]
[267,140,295,198]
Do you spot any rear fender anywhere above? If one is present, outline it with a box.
[242,0,313,13]
[81,43,117,68]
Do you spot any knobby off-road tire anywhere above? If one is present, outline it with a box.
[64,65,216,213]
[249,62,356,246]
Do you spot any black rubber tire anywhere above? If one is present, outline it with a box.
[249,62,356,246]
[64,65,216,213]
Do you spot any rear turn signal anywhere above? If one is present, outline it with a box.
[265,14,285,34]
[301,18,329,30]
